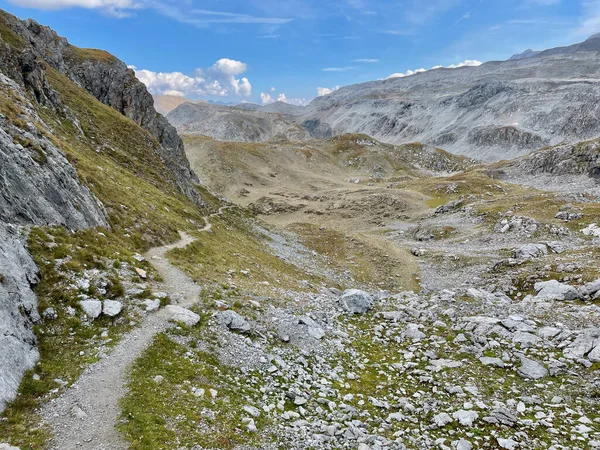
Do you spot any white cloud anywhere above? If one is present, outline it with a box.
[8,1,293,23]
[447,59,483,68]
[261,91,309,106]
[163,90,186,97]
[134,58,252,98]
[387,60,482,79]
[317,86,340,96]
[207,58,247,76]
[384,29,415,36]
[387,68,426,79]
[323,67,355,72]
[353,58,379,63]
[261,92,273,104]
[8,0,136,16]
[203,58,252,96]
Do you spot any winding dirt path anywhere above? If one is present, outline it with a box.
[40,208,231,450]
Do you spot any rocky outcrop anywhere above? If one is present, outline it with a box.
[0,7,208,407]
[0,10,200,205]
[0,224,41,411]
[467,126,545,150]
[167,102,310,143]
[493,139,600,179]
[0,108,107,229]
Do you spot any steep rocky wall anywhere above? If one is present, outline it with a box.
[0,10,200,205]
[0,224,40,411]
[0,115,107,230]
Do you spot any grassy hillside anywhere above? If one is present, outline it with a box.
[0,52,212,446]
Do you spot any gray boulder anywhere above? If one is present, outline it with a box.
[514,243,547,259]
[547,241,568,254]
[339,289,373,314]
[299,316,325,340]
[432,412,453,427]
[555,211,583,221]
[497,438,519,450]
[563,328,600,361]
[517,357,548,379]
[79,300,102,320]
[489,407,516,426]
[164,306,201,327]
[579,279,600,298]
[480,357,505,368]
[452,410,479,427]
[534,280,579,301]
[102,300,123,317]
[435,199,463,214]
[216,310,251,333]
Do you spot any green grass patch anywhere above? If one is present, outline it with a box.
[120,328,268,450]
[168,212,324,295]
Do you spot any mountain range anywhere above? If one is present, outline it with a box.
[165,33,600,161]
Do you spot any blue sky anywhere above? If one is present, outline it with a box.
[1,0,598,105]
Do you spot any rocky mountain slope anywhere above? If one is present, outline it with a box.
[261,101,308,115]
[0,11,200,205]
[167,101,310,142]
[0,8,203,414]
[296,34,600,161]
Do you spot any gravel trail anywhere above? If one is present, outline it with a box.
[40,209,230,449]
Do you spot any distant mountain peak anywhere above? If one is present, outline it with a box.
[508,49,540,61]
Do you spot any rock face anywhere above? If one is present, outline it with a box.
[166,102,310,143]
[296,36,600,160]
[0,225,41,411]
[0,75,108,411]
[491,138,600,183]
[0,10,200,205]
[0,107,107,230]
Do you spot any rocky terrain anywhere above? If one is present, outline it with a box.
[166,101,310,142]
[1,7,600,450]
